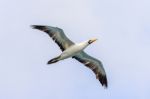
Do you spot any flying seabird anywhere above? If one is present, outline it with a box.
[31,25,108,88]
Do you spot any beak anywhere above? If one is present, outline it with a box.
[91,38,98,43]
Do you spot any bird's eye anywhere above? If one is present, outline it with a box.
[88,40,92,44]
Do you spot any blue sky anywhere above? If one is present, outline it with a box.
[0,0,150,99]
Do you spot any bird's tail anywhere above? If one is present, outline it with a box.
[47,56,61,64]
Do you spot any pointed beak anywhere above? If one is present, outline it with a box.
[91,38,98,43]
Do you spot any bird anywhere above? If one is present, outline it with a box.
[31,25,108,88]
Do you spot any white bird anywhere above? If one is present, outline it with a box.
[31,25,108,88]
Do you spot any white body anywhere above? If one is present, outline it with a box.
[59,41,89,60]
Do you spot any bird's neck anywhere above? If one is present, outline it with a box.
[78,41,89,49]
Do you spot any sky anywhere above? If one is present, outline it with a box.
[0,0,150,99]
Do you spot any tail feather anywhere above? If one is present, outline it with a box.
[47,56,60,64]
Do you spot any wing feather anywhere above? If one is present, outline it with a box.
[31,25,74,51]
[73,51,108,88]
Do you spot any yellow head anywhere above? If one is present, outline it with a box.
[88,38,98,44]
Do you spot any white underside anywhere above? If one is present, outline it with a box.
[59,41,89,60]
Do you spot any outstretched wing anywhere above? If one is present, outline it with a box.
[73,51,108,88]
[31,25,74,51]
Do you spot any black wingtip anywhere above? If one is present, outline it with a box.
[98,75,108,88]
[31,25,45,29]
[31,25,50,33]
[31,25,35,29]
[31,25,37,29]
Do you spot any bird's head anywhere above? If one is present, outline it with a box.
[88,38,98,44]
